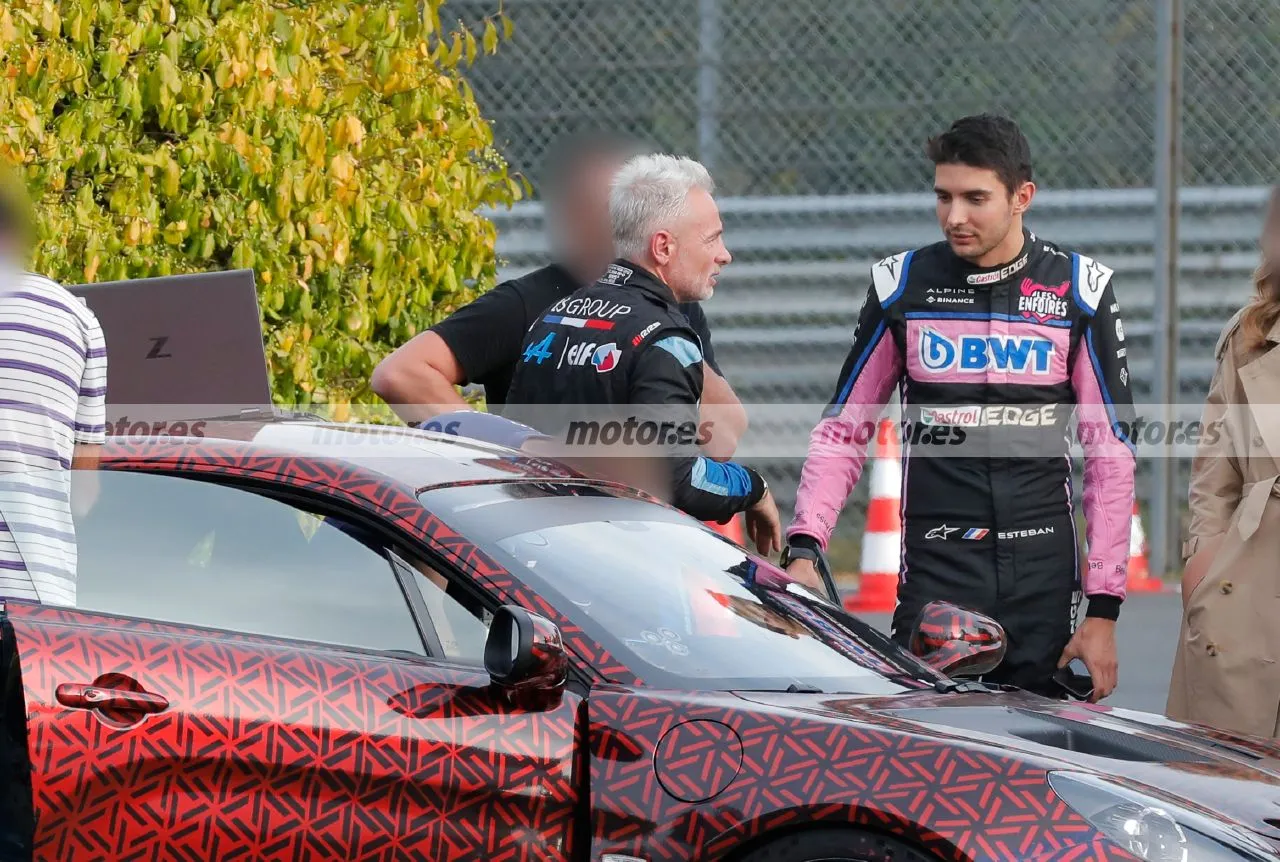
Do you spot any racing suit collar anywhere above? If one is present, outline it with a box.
[597,258,681,307]
[952,227,1036,287]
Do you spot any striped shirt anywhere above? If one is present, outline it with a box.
[0,271,107,606]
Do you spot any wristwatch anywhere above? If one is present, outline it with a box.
[779,542,818,568]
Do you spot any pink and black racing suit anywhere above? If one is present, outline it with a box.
[785,229,1137,695]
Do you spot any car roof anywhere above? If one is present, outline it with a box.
[99,417,598,493]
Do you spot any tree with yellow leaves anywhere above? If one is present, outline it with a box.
[0,0,524,411]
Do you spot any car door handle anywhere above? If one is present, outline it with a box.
[55,683,169,714]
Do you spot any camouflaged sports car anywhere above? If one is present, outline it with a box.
[2,417,1280,862]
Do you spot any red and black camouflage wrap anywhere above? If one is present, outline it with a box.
[99,435,642,687]
[909,600,1008,677]
[7,602,582,861]
[486,607,571,713]
[587,688,1143,862]
[6,435,610,859]
[2,428,1275,861]
[524,610,570,689]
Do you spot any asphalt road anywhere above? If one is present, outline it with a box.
[858,591,1185,716]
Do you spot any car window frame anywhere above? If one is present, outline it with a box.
[72,466,442,662]
[203,474,504,666]
[230,473,595,690]
[80,465,597,694]
[386,548,479,665]
[266,482,598,695]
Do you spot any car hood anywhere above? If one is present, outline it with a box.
[733,687,1280,842]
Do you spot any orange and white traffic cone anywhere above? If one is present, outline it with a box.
[705,513,746,547]
[843,418,902,613]
[1125,498,1166,592]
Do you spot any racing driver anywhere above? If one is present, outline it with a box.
[781,114,1137,701]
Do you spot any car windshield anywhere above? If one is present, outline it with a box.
[418,482,945,694]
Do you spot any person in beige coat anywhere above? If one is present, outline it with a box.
[1167,187,1280,737]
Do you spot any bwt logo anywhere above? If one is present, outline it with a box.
[919,330,1055,375]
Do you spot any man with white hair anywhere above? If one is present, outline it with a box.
[503,154,789,560]
[370,132,747,460]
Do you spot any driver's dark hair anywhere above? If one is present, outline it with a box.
[924,113,1033,195]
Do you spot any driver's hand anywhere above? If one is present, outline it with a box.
[744,490,782,556]
[1057,617,1118,702]
[784,558,823,594]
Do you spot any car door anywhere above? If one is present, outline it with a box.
[0,467,581,861]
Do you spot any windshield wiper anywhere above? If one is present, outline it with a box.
[933,679,998,694]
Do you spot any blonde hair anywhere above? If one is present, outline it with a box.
[1241,185,1280,351]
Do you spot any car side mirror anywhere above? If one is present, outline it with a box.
[484,605,568,703]
[908,600,1007,678]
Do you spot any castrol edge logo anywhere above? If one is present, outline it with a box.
[966,251,1029,285]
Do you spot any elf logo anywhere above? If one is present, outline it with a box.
[591,342,621,372]
[563,341,600,367]
[562,340,622,371]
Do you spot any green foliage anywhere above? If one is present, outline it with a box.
[0,0,525,414]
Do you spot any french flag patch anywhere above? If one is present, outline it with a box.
[962,528,989,540]
[543,314,615,330]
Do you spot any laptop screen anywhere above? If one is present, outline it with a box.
[67,269,274,427]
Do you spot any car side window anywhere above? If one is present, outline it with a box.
[71,470,428,657]
[390,553,494,664]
